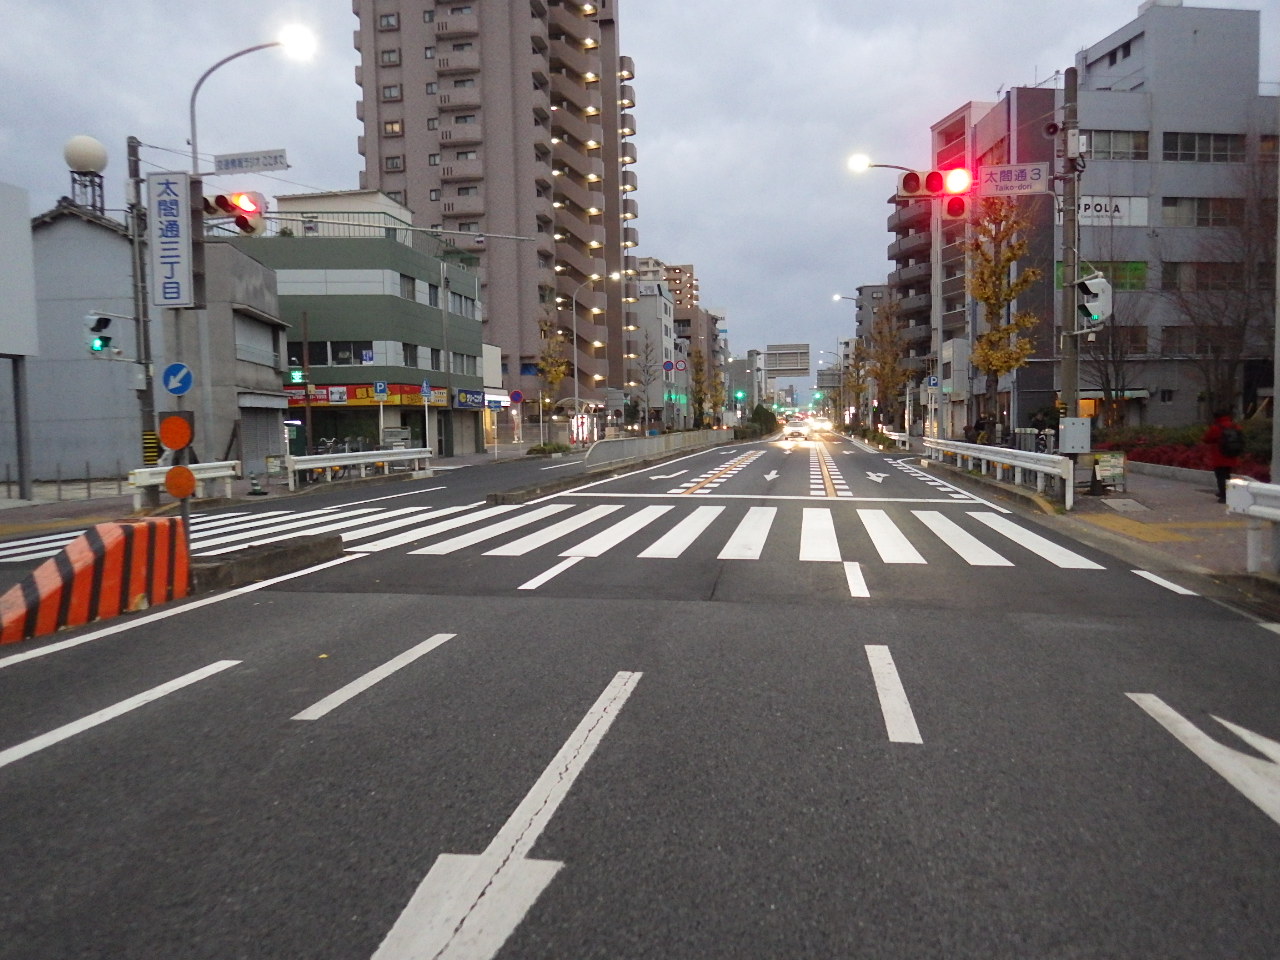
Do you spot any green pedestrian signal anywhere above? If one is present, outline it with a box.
[288,368,306,384]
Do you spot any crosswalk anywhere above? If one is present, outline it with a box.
[0,500,1107,572]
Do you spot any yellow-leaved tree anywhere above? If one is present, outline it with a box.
[967,196,1043,428]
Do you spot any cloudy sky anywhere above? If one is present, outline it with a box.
[3,0,1276,392]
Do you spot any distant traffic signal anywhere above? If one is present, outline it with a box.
[203,191,267,235]
[288,367,306,385]
[83,313,120,355]
[1077,273,1113,328]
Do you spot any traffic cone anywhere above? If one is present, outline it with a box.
[247,472,269,496]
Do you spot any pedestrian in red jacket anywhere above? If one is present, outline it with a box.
[1202,408,1244,503]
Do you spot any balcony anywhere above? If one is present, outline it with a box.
[620,169,638,192]
[621,197,638,220]
[887,231,931,260]
[439,123,484,147]
[622,225,639,248]
[617,55,634,79]
[438,88,482,111]
[903,322,932,343]
[554,173,602,214]
[618,84,636,108]
[436,51,481,75]
[619,140,637,164]
[889,261,931,286]
[441,196,485,218]
[941,275,966,299]
[549,37,596,78]
[435,12,479,38]
[898,292,931,314]
[553,141,603,180]
[439,159,484,182]
[551,71,597,114]
[942,308,967,332]
[887,199,930,232]
[550,105,594,144]
[619,113,636,136]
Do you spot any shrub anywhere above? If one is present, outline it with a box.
[1094,421,1270,482]
[526,442,571,455]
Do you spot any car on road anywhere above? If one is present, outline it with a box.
[782,419,811,440]
[810,417,833,432]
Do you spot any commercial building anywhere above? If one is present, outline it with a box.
[351,0,640,425]
[882,0,1276,436]
[231,191,486,457]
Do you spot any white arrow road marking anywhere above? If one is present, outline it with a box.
[1129,694,1280,826]
[764,470,780,482]
[865,646,922,743]
[866,472,888,484]
[372,671,643,960]
[649,470,687,479]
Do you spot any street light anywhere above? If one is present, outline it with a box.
[847,154,913,175]
[561,270,620,443]
[188,25,316,173]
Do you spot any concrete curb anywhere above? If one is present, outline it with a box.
[191,534,345,594]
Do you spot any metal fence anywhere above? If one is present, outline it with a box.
[923,438,1076,510]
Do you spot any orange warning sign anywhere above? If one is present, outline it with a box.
[159,415,193,451]
[164,465,197,500]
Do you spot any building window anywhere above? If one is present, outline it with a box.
[427,117,438,130]
[384,155,404,171]
[458,222,479,232]
[451,6,473,15]
[1162,197,1244,227]
[456,150,477,160]
[429,188,442,201]
[452,42,474,52]
[1159,389,1175,403]
[458,185,479,196]
[330,341,373,366]
[424,10,435,22]
[1116,325,1148,353]
[455,114,477,124]
[428,153,441,166]
[428,283,440,307]
[454,78,476,88]
[1162,132,1246,163]
[383,119,403,136]
[400,274,416,299]
[381,84,402,101]
[379,48,401,65]
[402,343,419,367]
[426,81,438,94]
[430,347,443,370]
[425,46,436,59]
[386,191,403,203]
[1085,130,1148,161]
[1261,135,1279,162]
[378,12,399,29]
[520,362,539,376]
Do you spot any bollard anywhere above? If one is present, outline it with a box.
[247,473,269,496]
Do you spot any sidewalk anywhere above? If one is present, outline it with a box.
[0,441,539,537]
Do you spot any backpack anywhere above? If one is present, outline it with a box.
[1218,426,1245,457]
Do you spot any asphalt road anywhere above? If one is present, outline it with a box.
[2,433,1279,959]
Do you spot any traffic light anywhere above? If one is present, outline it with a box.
[203,191,267,235]
[897,167,972,220]
[1077,273,1113,328]
[288,367,306,385]
[84,313,117,355]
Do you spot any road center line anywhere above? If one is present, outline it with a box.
[292,634,456,721]
[865,645,923,744]
[0,660,241,770]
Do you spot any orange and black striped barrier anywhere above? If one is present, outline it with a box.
[0,518,189,644]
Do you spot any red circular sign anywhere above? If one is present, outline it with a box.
[158,415,193,451]
[510,390,524,404]
[164,465,197,499]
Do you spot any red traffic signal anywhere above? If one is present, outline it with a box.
[897,167,973,199]
[203,191,268,235]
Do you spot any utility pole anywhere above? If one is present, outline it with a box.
[1059,66,1081,419]
[127,136,159,507]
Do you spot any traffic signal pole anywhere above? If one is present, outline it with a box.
[1059,67,1081,418]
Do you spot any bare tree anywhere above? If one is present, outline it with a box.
[867,298,909,429]
[1157,155,1277,413]
[1081,291,1154,427]
[629,330,663,428]
[967,196,1044,427]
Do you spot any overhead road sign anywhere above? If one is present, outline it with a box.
[211,149,289,175]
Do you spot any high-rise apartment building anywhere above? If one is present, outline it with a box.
[352,0,639,417]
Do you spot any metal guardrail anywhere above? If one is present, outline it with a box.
[128,460,241,509]
[881,430,911,450]
[582,430,724,470]
[284,447,432,491]
[1226,477,1280,573]
[923,438,1075,510]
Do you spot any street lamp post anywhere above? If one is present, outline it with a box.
[188,26,316,174]
[564,271,620,444]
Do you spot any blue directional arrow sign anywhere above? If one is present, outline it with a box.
[162,362,194,396]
